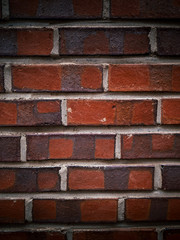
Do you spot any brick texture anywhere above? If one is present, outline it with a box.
[163,229,180,240]
[0,232,66,240]
[162,166,180,190]
[162,99,180,124]
[0,65,4,92]
[0,136,20,162]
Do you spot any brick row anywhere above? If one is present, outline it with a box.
[68,166,153,191]
[0,100,61,126]
[0,232,65,240]
[125,198,180,222]
[0,168,60,192]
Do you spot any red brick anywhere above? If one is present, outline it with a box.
[49,138,74,159]
[0,232,66,240]
[167,199,180,220]
[124,32,149,54]
[162,99,180,124]
[172,66,180,91]
[126,199,151,221]
[0,200,25,223]
[73,229,157,240]
[111,0,139,18]
[68,168,104,190]
[38,171,59,191]
[128,170,153,190]
[123,135,133,150]
[37,101,60,113]
[81,199,117,222]
[0,170,15,190]
[17,29,53,55]
[95,138,115,159]
[152,135,174,151]
[0,102,17,125]
[33,200,56,221]
[81,66,102,90]
[9,0,38,17]
[12,65,62,92]
[73,0,102,17]
[164,229,180,240]
[67,100,156,126]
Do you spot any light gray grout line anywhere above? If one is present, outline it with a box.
[59,166,67,191]
[51,28,60,57]
[2,0,9,20]
[118,198,125,221]
[157,99,162,124]
[20,134,27,162]
[61,100,67,126]
[149,28,157,54]
[67,232,73,240]
[1,191,180,199]
[154,165,162,190]
[157,228,164,240]
[103,0,110,19]
[25,198,33,222]
[115,134,121,159]
[0,93,180,100]
[0,57,180,64]
[103,64,109,92]
[4,64,12,93]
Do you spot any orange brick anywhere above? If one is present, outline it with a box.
[0,102,17,125]
[68,168,104,190]
[162,99,180,124]
[49,138,74,159]
[95,138,115,159]
[128,170,153,190]
[81,66,102,89]
[37,101,60,113]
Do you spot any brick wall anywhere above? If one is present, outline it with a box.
[0,0,180,239]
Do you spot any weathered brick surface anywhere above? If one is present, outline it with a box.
[27,134,115,160]
[12,65,103,92]
[33,199,118,223]
[68,167,154,190]
[59,28,150,55]
[0,232,66,240]
[9,0,103,19]
[0,136,20,162]
[163,229,180,240]
[126,198,180,221]
[67,100,157,125]
[162,166,180,190]
[109,64,180,92]
[0,29,53,56]
[121,134,180,159]
[162,99,180,124]
[0,168,60,192]
[111,0,180,19]
[0,65,4,92]
[157,28,180,56]
[0,100,61,126]
[0,199,25,223]
[73,229,157,240]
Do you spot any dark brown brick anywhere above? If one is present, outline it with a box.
[164,229,180,240]
[0,232,66,240]
[162,166,180,190]
[9,0,103,19]
[0,65,4,92]
[157,28,180,56]
[60,28,150,55]
[122,134,180,159]
[0,136,20,162]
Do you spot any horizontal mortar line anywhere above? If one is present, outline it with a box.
[1,191,180,199]
[0,20,180,27]
[0,161,179,168]
[0,93,180,100]
[0,126,180,134]
[0,56,180,64]
[0,223,180,232]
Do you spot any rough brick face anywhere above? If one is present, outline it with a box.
[0,168,60,192]
[111,0,180,19]
[0,232,66,240]
[0,100,61,126]
[0,29,53,56]
[27,134,115,160]
[157,28,180,56]
[162,99,180,124]
[67,100,157,125]
[163,229,180,240]
[60,28,150,55]
[162,166,180,190]
[109,64,180,92]
[126,198,180,221]
[0,136,20,162]
[0,200,25,223]
[9,0,103,19]
[68,167,153,191]
[12,64,103,92]
[122,134,180,159]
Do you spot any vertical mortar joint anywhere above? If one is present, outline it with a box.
[118,198,125,221]
[103,64,109,92]
[2,0,9,20]
[51,28,60,57]
[61,99,67,126]
[103,0,110,19]
[20,134,27,162]
[25,198,33,222]
[59,166,68,191]
[157,99,162,124]
[154,165,162,190]
[4,64,12,93]
[149,28,157,54]
[115,134,121,159]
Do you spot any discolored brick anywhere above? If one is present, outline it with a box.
[38,171,59,191]
[0,136,20,162]
[164,229,180,240]
[0,232,66,240]
[162,166,180,190]
[167,199,180,220]
[0,170,15,190]
[0,65,4,92]
[172,66,180,91]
